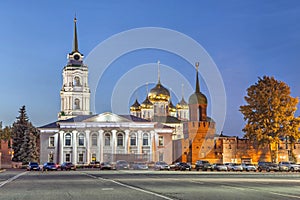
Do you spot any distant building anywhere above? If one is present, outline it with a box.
[0,139,13,168]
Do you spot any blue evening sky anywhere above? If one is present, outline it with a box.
[1,0,300,137]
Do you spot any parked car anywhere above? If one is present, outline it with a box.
[224,163,234,171]
[174,162,191,171]
[60,162,76,171]
[231,163,243,172]
[154,161,170,171]
[278,164,289,172]
[116,160,129,170]
[100,162,112,170]
[195,160,212,171]
[89,161,101,168]
[27,162,40,171]
[132,162,148,170]
[42,162,58,171]
[212,163,228,171]
[278,161,300,172]
[241,163,257,172]
[257,162,279,172]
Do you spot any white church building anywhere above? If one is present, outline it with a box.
[39,17,174,165]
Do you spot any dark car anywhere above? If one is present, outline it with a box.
[154,161,170,171]
[195,160,212,171]
[257,162,279,172]
[174,162,191,171]
[61,162,76,171]
[100,162,112,170]
[42,162,58,171]
[27,162,40,171]
[116,160,129,170]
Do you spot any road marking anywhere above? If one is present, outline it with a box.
[109,179,174,200]
[269,192,300,199]
[102,188,114,191]
[83,172,174,200]
[221,185,245,191]
[0,171,28,188]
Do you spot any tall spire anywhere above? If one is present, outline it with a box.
[157,60,161,84]
[195,62,200,93]
[181,83,184,99]
[73,15,79,53]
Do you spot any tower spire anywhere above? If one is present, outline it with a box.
[73,15,79,53]
[181,83,184,99]
[195,62,200,93]
[157,60,161,84]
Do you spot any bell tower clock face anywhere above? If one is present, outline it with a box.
[74,54,80,60]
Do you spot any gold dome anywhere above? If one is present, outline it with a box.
[169,100,177,113]
[148,82,170,102]
[176,97,189,109]
[140,96,153,109]
[130,99,141,111]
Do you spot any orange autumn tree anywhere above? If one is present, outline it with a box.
[240,76,300,162]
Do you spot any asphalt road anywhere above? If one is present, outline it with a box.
[0,169,300,200]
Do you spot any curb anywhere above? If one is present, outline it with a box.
[0,169,7,173]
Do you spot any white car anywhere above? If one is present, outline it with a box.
[154,161,170,171]
[279,161,300,172]
[242,163,257,172]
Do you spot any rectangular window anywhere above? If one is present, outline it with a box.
[79,138,84,146]
[49,136,55,147]
[78,153,84,163]
[66,153,71,162]
[143,138,148,146]
[130,136,136,146]
[158,136,164,146]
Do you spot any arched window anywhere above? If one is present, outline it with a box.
[74,76,81,86]
[104,133,111,146]
[65,133,71,146]
[78,133,84,146]
[74,98,80,110]
[117,133,124,146]
[130,133,137,146]
[143,133,149,146]
[91,133,97,146]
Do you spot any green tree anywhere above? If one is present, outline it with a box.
[11,106,40,163]
[240,76,300,162]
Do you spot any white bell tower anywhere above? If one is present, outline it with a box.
[58,17,91,120]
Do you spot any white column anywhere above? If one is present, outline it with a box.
[112,130,117,160]
[86,130,90,164]
[99,130,103,162]
[150,130,156,162]
[59,131,64,163]
[72,130,78,164]
[137,130,142,154]
[125,130,130,154]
